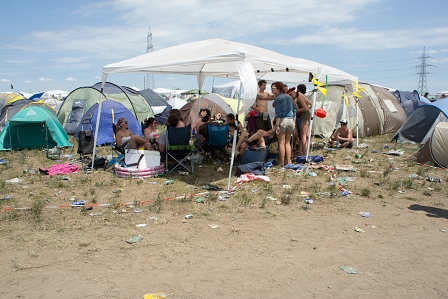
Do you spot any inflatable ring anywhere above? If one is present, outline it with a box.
[115,163,165,178]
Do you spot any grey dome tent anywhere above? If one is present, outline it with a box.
[395,98,448,167]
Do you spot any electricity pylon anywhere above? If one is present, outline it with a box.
[417,46,432,95]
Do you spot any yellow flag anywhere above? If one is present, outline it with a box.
[317,86,327,96]
[342,94,349,106]
[312,75,326,96]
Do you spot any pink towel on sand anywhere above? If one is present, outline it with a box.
[47,163,79,176]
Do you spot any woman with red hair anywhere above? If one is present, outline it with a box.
[272,81,294,166]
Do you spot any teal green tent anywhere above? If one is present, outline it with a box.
[0,103,72,150]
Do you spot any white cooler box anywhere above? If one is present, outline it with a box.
[124,149,161,169]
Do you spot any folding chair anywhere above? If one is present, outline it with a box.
[77,119,94,171]
[201,123,229,163]
[165,124,195,174]
[240,146,268,165]
[111,123,126,157]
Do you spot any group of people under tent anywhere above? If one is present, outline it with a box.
[114,80,353,167]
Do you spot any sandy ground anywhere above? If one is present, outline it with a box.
[1,137,447,299]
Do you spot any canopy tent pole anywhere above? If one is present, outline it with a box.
[305,91,317,162]
[355,97,359,153]
[306,69,322,162]
[91,73,108,169]
[227,81,243,191]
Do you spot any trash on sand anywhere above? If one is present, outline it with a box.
[282,185,291,189]
[440,229,446,233]
[136,224,147,228]
[340,265,359,274]
[149,216,158,221]
[126,235,143,244]
[427,176,441,183]
[300,191,310,196]
[209,224,220,229]
[358,212,371,218]
[71,200,86,206]
[194,197,205,203]
[143,293,167,299]
[304,198,314,204]
[0,159,7,165]
[267,196,277,201]
[185,214,194,219]
[218,195,227,201]
[133,208,143,213]
[355,227,365,233]
[5,178,23,184]
[339,177,347,185]
[89,213,103,217]
[398,190,406,194]
[2,195,11,200]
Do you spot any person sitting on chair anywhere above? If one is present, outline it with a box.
[143,117,160,150]
[224,113,246,155]
[115,118,152,151]
[158,114,186,155]
[329,119,353,148]
[198,109,212,143]
[214,113,224,124]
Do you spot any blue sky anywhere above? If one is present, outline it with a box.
[1,0,448,94]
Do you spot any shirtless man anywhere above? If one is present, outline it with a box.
[251,79,273,131]
[329,119,354,148]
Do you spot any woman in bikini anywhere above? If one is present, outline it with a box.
[143,117,160,150]
[115,118,152,151]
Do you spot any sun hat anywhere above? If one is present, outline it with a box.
[339,119,348,124]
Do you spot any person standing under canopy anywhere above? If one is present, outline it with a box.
[272,81,294,166]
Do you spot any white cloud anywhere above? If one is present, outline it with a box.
[66,77,77,82]
[25,81,30,83]
[271,26,448,50]
[39,77,54,82]
[94,76,101,79]
[1,79,11,82]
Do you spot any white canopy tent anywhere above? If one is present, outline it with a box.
[98,38,357,188]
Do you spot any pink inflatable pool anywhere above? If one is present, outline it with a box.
[115,163,165,178]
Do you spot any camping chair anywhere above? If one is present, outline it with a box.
[201,123,230,163]
[111,123,126,157]
[105,123,126,170]
[165,124,195,174]
[240,146,268,165]
[77,119,94,171]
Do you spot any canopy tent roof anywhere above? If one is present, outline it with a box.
[103,38,356,85]
[101,38,358,189]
